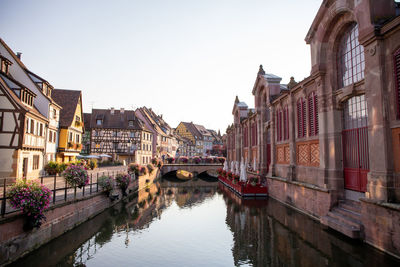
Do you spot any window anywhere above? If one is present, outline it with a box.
[297,98,306,138]
[113,131,118,137]
[343,95,367,130]
[114,142,118,150]
[130,132,135,138]
[69,132,73,142]
[283,106,289,140]
[33,155,40,170]
[338,23,365,87]
[75,116,80,122]
[39,123,43,136]
[96,119,102,125]
[308,92,319,136]
[53,109,57,119]
[53,131,57,142]
[49,131,52,142]
[30,119,34,134]
[76,134,80,144]
[395,49,400,118]
[129,120,134,127]
[276,109,282,142]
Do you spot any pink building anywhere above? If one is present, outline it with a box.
[226,0,400,257]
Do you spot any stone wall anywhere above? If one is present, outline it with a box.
[361,199,400,258]
[0,168,159,266]
[267,176,332,219]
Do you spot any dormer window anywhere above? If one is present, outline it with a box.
[20,88,34,107]
[96,119,102,125]
[128,120,134,127]
[0,56,12,75]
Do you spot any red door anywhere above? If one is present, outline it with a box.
[342,95,369,192]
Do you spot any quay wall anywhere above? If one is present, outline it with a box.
[266,176,332,219]
[0,169,159,266]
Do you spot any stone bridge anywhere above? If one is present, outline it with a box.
[160,164,222,176]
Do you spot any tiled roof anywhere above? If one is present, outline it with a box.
[52,89,81,127]
[88,109,150,131]
[83,113,91,130]
[181,122,203,140]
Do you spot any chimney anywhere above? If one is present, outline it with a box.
[110,107,114,115]
[16,52,22,60]
[120,108,125,114]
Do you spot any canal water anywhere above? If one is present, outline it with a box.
[12,176,400,267]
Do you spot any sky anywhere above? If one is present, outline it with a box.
[0,0,322,133]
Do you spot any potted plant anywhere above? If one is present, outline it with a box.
[193,156,201,164]
[62,164,89,188]
[166,157,174,164]
[98,175,113,196]
[139,166,148,175]
[7,180,51,230]
[233,174,240,184]
[44,161,59,175]
[227,171,233,180]
[151,158,158,165]
[128,163,140,176]
[179,156,188,164]
[116,173,130,196]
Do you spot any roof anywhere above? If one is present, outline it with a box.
[0,75,48,121]
[52,89,82,127]
[194,124,212,137]
[180,122,203,140]
[137,106,172,136]
[88,108,150,131]
[83,113,91,130]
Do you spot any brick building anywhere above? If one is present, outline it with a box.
[226,0,400,257]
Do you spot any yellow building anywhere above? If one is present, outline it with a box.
[175,122,203,156]
[52,89,84,163]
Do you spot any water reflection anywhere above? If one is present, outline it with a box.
[12,177,399,267]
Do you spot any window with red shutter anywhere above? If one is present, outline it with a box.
[395,49,400,119]
[308,92,319,136]
[297,98,306,138]
[283,106,289,140]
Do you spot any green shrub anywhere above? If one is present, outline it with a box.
[98,175,113,193]
[44,161,59,175]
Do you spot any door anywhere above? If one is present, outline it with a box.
[342,95,369,192]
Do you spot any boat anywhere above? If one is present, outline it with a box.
[218,175,268,198]
[176,170,194,180]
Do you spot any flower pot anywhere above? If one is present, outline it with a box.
[23,215,41,231]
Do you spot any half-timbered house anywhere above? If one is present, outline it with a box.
[0,68,47,179]
[52,89,84,163]
[86,108,153,164]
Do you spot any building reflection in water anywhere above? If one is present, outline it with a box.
[12,177,400,267]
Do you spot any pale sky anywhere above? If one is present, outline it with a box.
[0,0,322,133]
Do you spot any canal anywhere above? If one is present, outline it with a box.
[11,175,400,266]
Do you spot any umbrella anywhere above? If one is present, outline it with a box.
[223,161,228,171]
[231,161,235,173]
[77,155,100,159]
[240,160,247,181]
[235,161,240,175]
[98,154,112,158]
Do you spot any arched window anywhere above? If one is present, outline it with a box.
[297,98,306,138]
[308,92,319,136]
[338,23,365,87]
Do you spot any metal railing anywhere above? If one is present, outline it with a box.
[0,170,137,217]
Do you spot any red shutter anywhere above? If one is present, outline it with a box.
[314,93,319,135]
[297,100,301,138]
[395,50,400,119]
[309,94,314,136]
[302,99,306,137]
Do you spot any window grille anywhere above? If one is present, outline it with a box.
[338,23,365,87]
